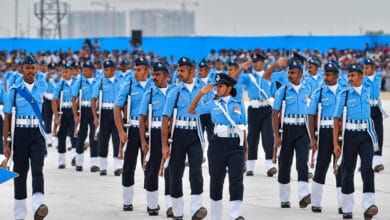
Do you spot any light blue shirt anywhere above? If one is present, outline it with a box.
[71,77,98,101]
[333,86,371,120]
[363,75,382,100]
[273,82,311,115]
[139,84,175,118]
[53,79,76,102]
[240,72,272,100]
[307,84,343,117]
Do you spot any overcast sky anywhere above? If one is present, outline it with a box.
[0,0,389,38]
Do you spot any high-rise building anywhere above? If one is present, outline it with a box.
[66,11,126,38]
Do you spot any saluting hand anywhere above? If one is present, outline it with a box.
[276,57,289,68]
[200,84,214,95]
[241,60,252,70]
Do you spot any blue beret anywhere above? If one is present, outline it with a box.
[178,57,192,67]
[48,62,56,69]
[103,59,115,68]
[39,60,47,65]
[134,57,149,66]
[308,58,320,67]
[22,54,36,65]
[120,59,130,66]
[324,62,339,73]
[198,61,208,68]
[227,60,238,67]
[17,61,23,66]
[364,58,374,66]
[288,60,302,70]
[63,63,72,70]
[83,61,94,69]
[290,51,307,61]
[348,63,363,74]
[96,59,102,64]
[153,62,168,72]
[72,61,81,68]
[215,58,223,63]
[329,59,339,68]
[215,73,236,86]
[251,53,266,62]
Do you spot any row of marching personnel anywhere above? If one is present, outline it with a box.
[0,51,386,220]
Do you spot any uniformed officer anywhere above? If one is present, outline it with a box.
[196,60,216,160]
[71,61,82,81]
[209,58,227,81]
[42,62,57,148]
[4,61,23,93]
[225,60,245,102]
[72,61,99,172]
[114,57,153,210]
[52,63,77,169]
[3,60,20,92]
[363,58,385,172]
[0,81,6,166]
[188,73,247,220]
[239,53,277,177]
[333,64,378,219]
[94,59,104,79]
[92,59,122,176]
[303,57,323,95]
[116,59,133,89]
[3,54,49,220]
[162,57,207,220]
[272,60,311,209]
[139,61,174,216]
[307,62,343,213]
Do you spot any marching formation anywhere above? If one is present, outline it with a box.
[0,50,387,220]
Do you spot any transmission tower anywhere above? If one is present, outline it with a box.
[34,0,69,38]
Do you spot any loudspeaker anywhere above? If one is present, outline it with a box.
[132,30,142,45]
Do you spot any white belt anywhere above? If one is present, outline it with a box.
[44,93,53,100]
[151,121,162,128]
[16,118,40,127]
[320,119,333,127]
[345,122,368,130]
[283,117,305,125]
[124,119,139,127]
[213,125,240,138]
[101,102,115,109]
[175,119,197,129]
[248,99,269,108]
[370,99,379,106]
[81,100,92,107]
[61,101,72,108]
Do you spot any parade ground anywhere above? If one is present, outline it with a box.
[1,96,390,220]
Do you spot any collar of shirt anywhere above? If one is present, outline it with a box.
[183,81,195,93]
[352,85,363,95]
[87,77,94,84]
[255,70,265,78]
[311,73,319,80]
[108,76,115,84]
[367,74,375,82]
[65,79,72,87]
[327,84,338,95]
[290,83,301,93]
[23,81,35,92]
[200,76,209,84]
[220,96,231,103]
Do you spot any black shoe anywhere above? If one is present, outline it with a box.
[343,212,353,219]
[114,168,123,176]
[246,171,254,176]
[67,147,72,151]
[100,170,107,176]
[267,167,277,177]
[166,207,174,218]
[47,143,52,147]
[91,166,100,172]
[71,158,76,166]
[235,216,245,220]
[123,204,133,211]
[192,207,207,220]
[299,194,311,208]
[374,164,384,173]
[364,205,378,220]
[338,207,343,214]
[173,216,183,220]
[34,204,48,220]
[147,205,160,216]
[281,201,290,208]
[75,166,83,172]
[312,206,322,213]
[308,172,313,179]
[58,164,65,169]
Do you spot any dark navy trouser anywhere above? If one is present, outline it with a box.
[208,136,244,201]
[200,113,214,142]
[57,109,76,154]
[122,127,143,187]
[144,129,163,191]
[13,127,46,199]
[76,107,98,158]
[169,129,203,198]
[278,124,310,184]
[98,109,119,158]
[341,131,374,194]
[42,97,53,134]
[371,107,383,156]
[247,106,274,160]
